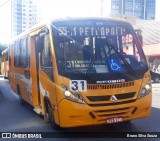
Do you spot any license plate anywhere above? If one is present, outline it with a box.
[106,117,123,124]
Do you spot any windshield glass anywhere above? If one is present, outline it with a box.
[52,19,148,75]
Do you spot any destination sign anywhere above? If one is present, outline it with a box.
[55,26,126,37]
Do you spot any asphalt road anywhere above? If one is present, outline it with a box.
[0,78,160,141]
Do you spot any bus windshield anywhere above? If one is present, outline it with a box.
[52,19,148,75]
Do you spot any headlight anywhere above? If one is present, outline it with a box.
[61,85,86,104]
[138,80,151,99]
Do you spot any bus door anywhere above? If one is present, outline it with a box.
[36,28,57,118]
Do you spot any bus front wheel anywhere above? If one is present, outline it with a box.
[45,101,61,130]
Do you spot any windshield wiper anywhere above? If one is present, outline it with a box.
[85,54,96,76]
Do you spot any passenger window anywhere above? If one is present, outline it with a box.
[26,37,30,67]
[40,32,54,81]
[14,41,20,67]
[20,37,27,67]
[41,34,52,67]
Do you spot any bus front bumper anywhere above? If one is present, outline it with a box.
[58,93,152,128]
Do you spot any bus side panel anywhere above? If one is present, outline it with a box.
[13,68,32,104]
[13,35,41,107]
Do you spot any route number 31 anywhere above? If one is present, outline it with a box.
[70,80,87,91]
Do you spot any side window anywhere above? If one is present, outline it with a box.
[122,34,141,62]
[26,36,30,67]
[20,37,27,67]
[14,36,30,68]
[14,41,20,67]
[41,34,52,67]
[40,31,54,81]
[9,44,13,67]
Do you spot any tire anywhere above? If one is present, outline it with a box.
[17,86,25,105]
[43,113,49,123]
[45,101,61,130]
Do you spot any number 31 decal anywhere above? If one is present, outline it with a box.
[70,80,87,91]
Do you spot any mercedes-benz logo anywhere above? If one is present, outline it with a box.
[110,95,118,101]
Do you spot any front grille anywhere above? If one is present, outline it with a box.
[88,99,136,107]
[87,95,110,102]
[114,92,135,99]
[87,81,134,90]
[97,112,126,117]
[94,107,130,113]
[91,106,133,121]
[87,92,136,102]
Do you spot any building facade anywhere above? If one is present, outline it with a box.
[0,0,11,43]
[111,0,160,20]
[11,0,40,38]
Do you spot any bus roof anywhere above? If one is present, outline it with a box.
[50,17,129,24]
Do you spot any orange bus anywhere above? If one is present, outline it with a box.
[9,17,152,129]
[1,48,9,79]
